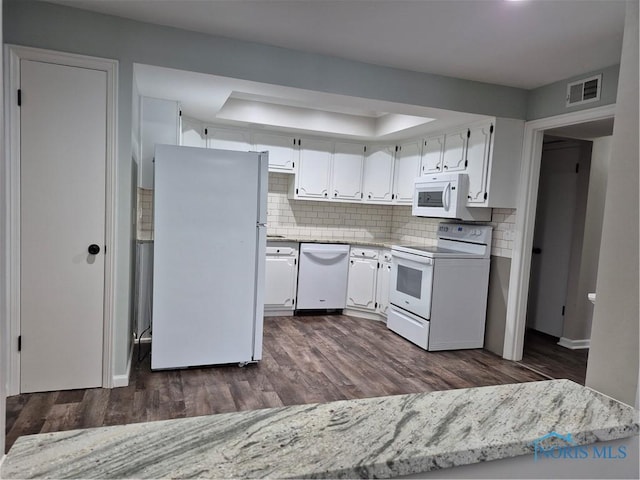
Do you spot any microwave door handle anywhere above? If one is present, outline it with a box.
[443,183,451,211]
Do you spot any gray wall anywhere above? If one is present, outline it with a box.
[585,0,638,406]
[484,256,511,356]
[526,64,620,120]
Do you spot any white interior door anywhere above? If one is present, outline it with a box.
[20,60,107,393]
[527,143,580,337]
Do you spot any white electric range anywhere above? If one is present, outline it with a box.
[388,223,493,351]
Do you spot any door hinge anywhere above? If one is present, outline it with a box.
[179,110,182,117]
[360,192,363,199]
[562,305,566,316]
[292,162,295,168]
[295,188,299,194]
[395,145,399,152]
[204,128,208,135]
[490,124,494,134]
[467,129,471,138]
[377,262,380,268]
[364,146,367,153]
[17,89,22,106]
[294,258,297,265]
[575,163,580,173]
[18,335,21,352]
[104,245,107,253]
[292,298,295,305]
[464,160,468,168]
[484,192,488,200]
[375,302,378,309]
[298,139,301,146]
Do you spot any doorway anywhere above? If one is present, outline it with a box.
[517,121,614,384]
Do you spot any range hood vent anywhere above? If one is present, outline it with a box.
[566,74,602,107]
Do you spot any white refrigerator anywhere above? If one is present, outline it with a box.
[151,144,268,370]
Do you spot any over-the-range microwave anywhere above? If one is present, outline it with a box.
[412,172,491,222]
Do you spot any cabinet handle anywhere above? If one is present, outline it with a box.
[436,166,441,170]
[444,165,448,170]
[368,194,371,199]
[350,260,354,265]
[391,194,395,200]
[324,192,328,197]
[334,192,337,197]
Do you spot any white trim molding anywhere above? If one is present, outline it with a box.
[502,104,616,361]
[112,344,133,388]
[558,337,591,350]
[4,45,118,394]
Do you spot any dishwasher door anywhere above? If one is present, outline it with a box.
[297,243,350,310]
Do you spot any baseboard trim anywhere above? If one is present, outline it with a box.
[264,309,295,317]
[558,337,590,350]
[112,344,133,388]
[343,308,386,322]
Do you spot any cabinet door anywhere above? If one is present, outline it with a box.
[393,141,422,204]
[265,255,298,308]
[442,129,468,172]
[296,138,332,199]
[206,127,251,151]
[346,257,378,311]
[376,261,392,316]
[466,123,493,205]
[421,135,445,175]
[253,132,298,173]
[362,145,395,203]
[181,117,206,148]
[332,142,364,201]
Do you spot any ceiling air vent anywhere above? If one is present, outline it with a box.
[566,74,602,107]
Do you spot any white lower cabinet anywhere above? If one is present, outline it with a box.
[376,251,392,316]
[264,243,299,313]
[346,248,379,311]
[346,247,391,317]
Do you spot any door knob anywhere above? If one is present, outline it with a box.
[88,244,101,255]
[532,247,542,254]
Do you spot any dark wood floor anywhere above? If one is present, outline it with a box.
[519,328,588,385]
[6,315,548,453]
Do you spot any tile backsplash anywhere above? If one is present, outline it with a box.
[136,174,517,258]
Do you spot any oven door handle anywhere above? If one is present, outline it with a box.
[391,250,433,265]
[443,182,451,211]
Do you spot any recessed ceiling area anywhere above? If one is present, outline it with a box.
[134,64,489,141]
[51,0,626,89]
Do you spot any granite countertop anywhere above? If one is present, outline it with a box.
[2,379,638,479]
[266,235,419,249]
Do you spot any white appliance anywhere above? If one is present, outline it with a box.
[413,172,491,221]
[151,145,268,370]
[297,243,350,310]
[388,223,492,351]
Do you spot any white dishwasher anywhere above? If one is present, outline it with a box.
[297,243,350,310]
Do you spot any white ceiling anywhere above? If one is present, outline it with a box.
[49,0,626,89]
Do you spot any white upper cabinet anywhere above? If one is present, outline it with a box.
[206,126,252,151]
[466,122,493,204]
[442,129,469,172]
[253,132,298,173]
[465,118,525,208]
[332,143,364,201]
[295,138,333,199]
[393,141,422,204]
[421,135,445,175]
[180,116,206,148]
[362,145,395,203]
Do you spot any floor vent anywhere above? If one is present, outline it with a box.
[566,74,602,107]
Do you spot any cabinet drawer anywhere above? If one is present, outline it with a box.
[386,307,429,350]
[266,244,298,256]
[350,247,378,259]
[380,250,392,263]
